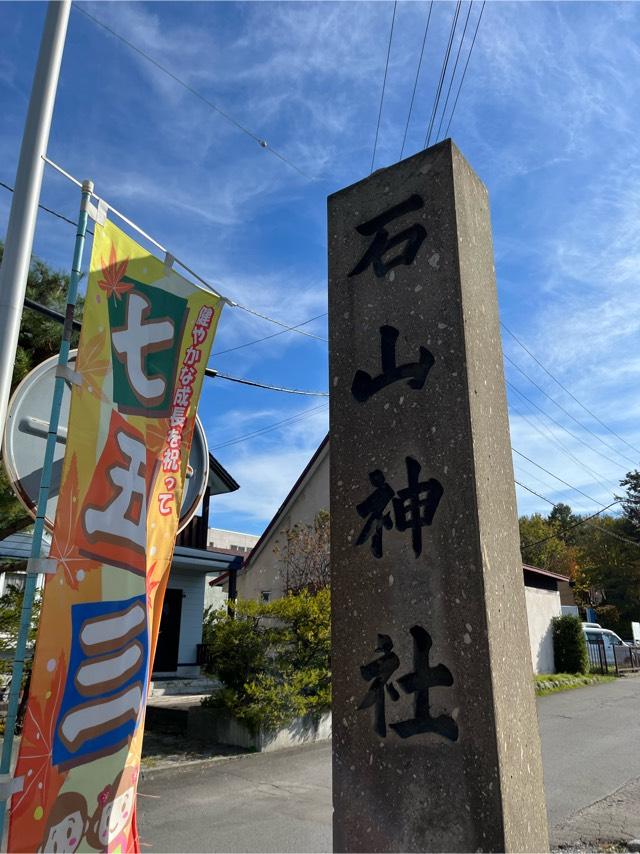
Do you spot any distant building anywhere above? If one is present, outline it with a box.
[207,527,260,555]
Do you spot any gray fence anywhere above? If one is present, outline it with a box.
[586,637,608,674]
[613,643,640,675]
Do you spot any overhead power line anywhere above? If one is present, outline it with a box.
[504,350,637,468]
[231,303,327,342]
[520,499,622,552]
[399,1,433,161]
[74,5,314,181]
[0,179,92,234]
[512,447,603,507]
[21,297,329,396]
[434,0,473,143]
[370,0,398,174]
[443,1,486,139]
[206,368,328,397]
[424,0,462,149]
[507,380,620,484]
[212,312,328,356]
[502,321,640,458]
[211,403,328,450]
[516,481,639,550]
[508,391,614,497]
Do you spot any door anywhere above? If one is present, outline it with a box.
[153,588,183,673]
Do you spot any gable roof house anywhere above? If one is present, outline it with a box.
[237,437,570,673]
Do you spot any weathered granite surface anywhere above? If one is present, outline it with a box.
[328,140,548,852]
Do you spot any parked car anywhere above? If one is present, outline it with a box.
[582,623,629,664]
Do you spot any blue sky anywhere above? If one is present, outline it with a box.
[2,1,640,535]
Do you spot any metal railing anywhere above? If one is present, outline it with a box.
[586,638,608,674]
[613,643,640,675]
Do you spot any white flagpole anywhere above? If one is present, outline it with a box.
[0,0,71,443]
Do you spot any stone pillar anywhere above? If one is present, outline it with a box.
[328,140,548,853]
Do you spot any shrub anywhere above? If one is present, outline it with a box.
[201,588,330,734]
[552,614,589,674]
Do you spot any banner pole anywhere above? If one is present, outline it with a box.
[0,180,93,843]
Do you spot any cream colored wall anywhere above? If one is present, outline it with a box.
[236,447,329,601]
[525,586,561,674]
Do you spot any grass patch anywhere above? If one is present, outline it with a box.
[535,672,616,696]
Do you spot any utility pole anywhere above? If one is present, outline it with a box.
[0,0,71,441]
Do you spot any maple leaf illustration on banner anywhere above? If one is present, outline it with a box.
[9,653,67,832]
[50,455,100,589]
[98,242,133,301]
[75,329,110,403]
[145,420,169,456]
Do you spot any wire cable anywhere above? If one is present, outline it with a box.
[19,297,329,396]
[507,381,620,485]
[399,1,433,161]
[517,481,639,549]
[212,312,328,356]
[0,179,94,235]
[504,350,636,468]
[20,162,326,344]
[229,303,327,342]
[73,5,314,182]
[211,404,328,450]
[512,447,604,507]
[520,500,622,552]
[424,1,461,149]
[205,368,328,397]
[371,1,398,174]
[443,1,485,139]
[509,396,614,498]
[502,321,640,458]
[434,1,473,143]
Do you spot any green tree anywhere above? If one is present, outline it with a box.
[0,583,41,677]
[519,512,578,577]
[573,515,640,636]
[552,614,588,674]
[201,589,331,734]
[617,470,640,538]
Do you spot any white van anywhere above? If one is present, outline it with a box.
[582,624,628,665]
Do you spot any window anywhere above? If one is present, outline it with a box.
[260,591,271,603]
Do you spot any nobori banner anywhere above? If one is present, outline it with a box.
[8,219,222,854]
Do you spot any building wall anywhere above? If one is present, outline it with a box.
[525,586,561,674]
[204,581,228,612]
[167,570,206,677]
[236,447,330,601]
[207,528,259,554]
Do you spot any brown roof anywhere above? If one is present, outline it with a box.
[522,563,570,582]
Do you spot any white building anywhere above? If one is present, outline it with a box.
[207,527,259,555]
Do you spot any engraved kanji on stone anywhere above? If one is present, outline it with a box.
[351,325,435,403]
[390,625,458,742]
[348,194,427,279]
[357,634,400,737]
[355,457,443,558]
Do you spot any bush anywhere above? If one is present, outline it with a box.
[552,614,589,674]
[201,588,330,734]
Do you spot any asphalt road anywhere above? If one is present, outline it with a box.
[137,676,640,852]
[538,675,640,831]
